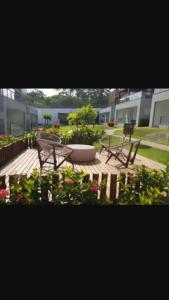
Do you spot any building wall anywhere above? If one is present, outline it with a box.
[152,100,169,127]
[149,89,169,127]
[138,90,153,126]
[37,108,101,125]
[0,92,38,135]
[114,90,153,127]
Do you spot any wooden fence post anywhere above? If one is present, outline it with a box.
[0,175,6,189]
[100,173,108,199]
[83,174,90,183]
[110,174,117,204]
[93,173,99,199]
[52,174,60,202]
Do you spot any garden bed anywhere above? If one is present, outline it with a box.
[0,140,28,168]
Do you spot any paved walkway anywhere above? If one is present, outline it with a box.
[105,129,169,151]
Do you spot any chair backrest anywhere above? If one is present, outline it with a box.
[129,140,141,164]
[36,132,62,144]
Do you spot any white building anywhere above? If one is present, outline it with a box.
[0,89,38,135]
[149,89,169,128]
[114,89,154,126]
[37,107,101,125]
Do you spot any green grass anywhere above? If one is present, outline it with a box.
[114,127,169,145]
[94,135,169,165]
[137,145,169,165]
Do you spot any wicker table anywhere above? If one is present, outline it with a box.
[66,144,96,162]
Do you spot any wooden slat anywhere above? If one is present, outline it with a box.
[0,175,6,189]
[110,174,117,204]
[83,174,90,183]
[93,173,99,183]
[100,173,108,199]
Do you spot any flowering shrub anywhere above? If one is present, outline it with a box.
[6,167,110,205]
[0,189,9,203]
[117,163,169,205]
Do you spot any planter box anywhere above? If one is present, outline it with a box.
[0,140,27,168]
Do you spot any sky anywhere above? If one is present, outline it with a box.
[27,88,115,96]
[27,89,61,96]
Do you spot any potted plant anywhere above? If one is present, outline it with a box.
[107,120,115,127]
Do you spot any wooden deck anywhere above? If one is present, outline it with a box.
[0,148,165,199]
[0,148,165,178]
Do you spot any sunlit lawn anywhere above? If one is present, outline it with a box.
[114,127,169,146]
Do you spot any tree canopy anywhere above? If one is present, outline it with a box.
[68,104,97,126]
[26,89,112,108]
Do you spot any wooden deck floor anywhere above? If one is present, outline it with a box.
[0,148,165,178]
[0,149,165,199]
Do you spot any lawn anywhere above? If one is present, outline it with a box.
[137,145,169,165]
[114,127,169,145]
[94,135,169,165]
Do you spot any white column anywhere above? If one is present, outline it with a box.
[135,104,140,127]
[149,100,155,127]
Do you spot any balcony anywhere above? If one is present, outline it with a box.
[154,89,169,94]
[0,89,15,100]
[119,91,142,103]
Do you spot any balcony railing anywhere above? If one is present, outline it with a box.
[119,91,142,103]
[154,89,169,94]
[0,89,15,100]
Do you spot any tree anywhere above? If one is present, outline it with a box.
[43,113,52,126]
[68,104,97,127]
[26,90,45,105]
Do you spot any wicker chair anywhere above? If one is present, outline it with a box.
[36,132,74,172]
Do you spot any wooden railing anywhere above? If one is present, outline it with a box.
[0,172,121,204]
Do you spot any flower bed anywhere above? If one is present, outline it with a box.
[0,167,112,205]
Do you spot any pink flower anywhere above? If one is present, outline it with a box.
[0,189,9,200]
[64,178,74,185]
[90,184,98,192]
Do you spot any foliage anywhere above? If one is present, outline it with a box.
[0,134,25,149]
[68,104,97,126]
[43,113,52,126]
[45,126,60,135]
[118,164,169,205]
[26,89,111,108]
[5,167,110,205]
[64,127,104,145]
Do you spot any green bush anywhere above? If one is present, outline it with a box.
[0,134,25,149]
[68,104,97,126]
[118,163,169,205]
[64,127,104,145]
[1,167,111,205]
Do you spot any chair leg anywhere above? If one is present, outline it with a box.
[106,153,113,164]
[100,146,103,154]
